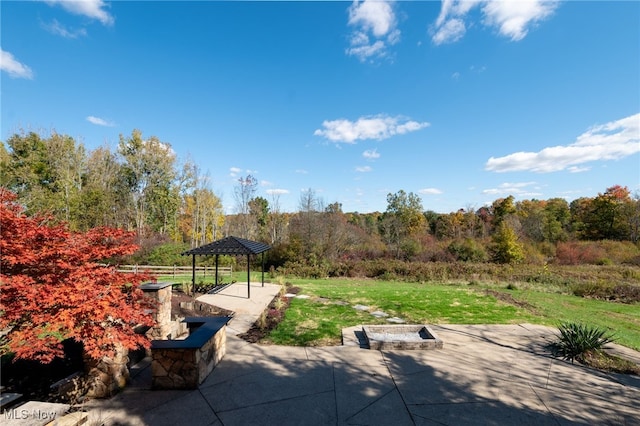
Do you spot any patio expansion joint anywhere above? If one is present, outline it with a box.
[342,387,402,425]
[197,387,224,426]
[408,401,495,426]
[527,382,562,426]
[408,400,494,407]
[332,363,339,425]
[380,351,416,425]
[212,389,335,415]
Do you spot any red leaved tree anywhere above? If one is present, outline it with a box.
[0,188,155,363]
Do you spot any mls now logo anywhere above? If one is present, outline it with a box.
[4,408,58,421]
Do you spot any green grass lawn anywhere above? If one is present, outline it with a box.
[267,278,640,351]
[508,289,640,351]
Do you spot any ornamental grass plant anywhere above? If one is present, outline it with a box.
[555,321,616,363]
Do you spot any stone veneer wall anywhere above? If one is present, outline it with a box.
[82,282,173,399]
[141,282,173,340]
[151,317,229,389]
[83,343,130,398]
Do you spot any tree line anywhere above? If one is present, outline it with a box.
[2,129,639,267]
[1,130,224,247]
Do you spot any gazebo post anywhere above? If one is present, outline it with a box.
[246,254,250,299]
[215,254,219,286]
[191,254,196,297]
[261,252,265,287]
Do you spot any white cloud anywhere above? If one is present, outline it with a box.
[363,149,380,160]
[229,167,242,177]
[346,0,400,62]
[1,49,34,79]
[86,115,115,127]
[42,19,87,38]
[45,0,114,26]
[418,188,443,195]
[349,0,394,36]
[266,188,290,195]
[314,115,430,143]
[432,18,466,45]
[355,166,373,172]
[482,182,540,196]
[346,39,386,61]
[567,166,590,173]
[485,113,640,173]
[482,0,558,41]
[431,0,559,45]
[295,169,308,174]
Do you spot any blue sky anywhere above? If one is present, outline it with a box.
[2,1,639,214]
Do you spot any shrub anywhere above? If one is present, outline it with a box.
[145,242,191,265]
[448,238,488,262]
[554,322,616,363]
[279,261,329,279]
[556,240,640,265]
[571,282,640,303]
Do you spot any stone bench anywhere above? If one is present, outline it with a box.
[151,317,231,390]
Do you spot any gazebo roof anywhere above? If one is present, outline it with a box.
[182,236,271,256]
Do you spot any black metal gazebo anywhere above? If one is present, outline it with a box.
[182,236,271,299]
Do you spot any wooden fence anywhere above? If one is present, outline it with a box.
[116,265,232,278]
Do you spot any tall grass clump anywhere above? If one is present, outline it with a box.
[555,322,616,363]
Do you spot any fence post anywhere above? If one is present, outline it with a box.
[173,265,176,278]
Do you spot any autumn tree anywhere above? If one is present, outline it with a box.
[118,130,178,237]
[290,188,323,261]
[178,161,224,246]
[380,190,425,259]
[490,221,524,264]
[80,146,130,231]
[320,202,350,260]
[249,196,269,241]
[0,142,9,188]
[588,185,632,240]
[516,199,546,242]
[266,190,289,245]
[626,191,640,243]
[233,175,258,239]
[0,188,154,363]
[491,195,517,230]
[4,131,85,226]
[4,131,53,213]
[542,198,570,243]
[571,185,633,241]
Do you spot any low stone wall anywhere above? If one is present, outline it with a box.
[151,317,231,389]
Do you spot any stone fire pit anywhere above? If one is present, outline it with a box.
[362,325,444,350]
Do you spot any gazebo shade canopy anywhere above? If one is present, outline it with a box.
[182,236,271,257]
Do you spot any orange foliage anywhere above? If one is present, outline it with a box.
[0,188,155,363]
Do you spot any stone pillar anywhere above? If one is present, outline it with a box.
[141,282,174,340]
[83,343,129,398]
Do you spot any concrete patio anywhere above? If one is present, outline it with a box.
[81,282,640,425]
